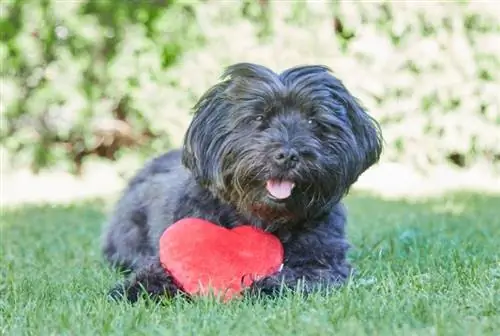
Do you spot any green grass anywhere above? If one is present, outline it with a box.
[1,192,499,335]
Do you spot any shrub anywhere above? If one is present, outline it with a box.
[2,1,499,174]
[1,0,203,173]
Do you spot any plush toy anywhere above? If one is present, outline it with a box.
[159,217,284,301]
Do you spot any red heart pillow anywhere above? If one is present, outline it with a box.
[159,218,284,301]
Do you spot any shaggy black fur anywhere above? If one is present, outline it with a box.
[102,63,383,302]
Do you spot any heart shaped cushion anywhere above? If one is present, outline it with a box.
[159,218,284,301]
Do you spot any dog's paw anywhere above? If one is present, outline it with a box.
[107,276,180,303]
[107,281,142,303]
[243,276,286,299]
[108,257,181,303]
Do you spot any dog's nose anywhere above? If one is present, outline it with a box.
[273,148,299,167]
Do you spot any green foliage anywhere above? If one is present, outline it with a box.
[1,0,203,173]
[328,1,500,169]
[1,1,499,173]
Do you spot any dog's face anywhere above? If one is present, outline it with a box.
[182,63,382,222]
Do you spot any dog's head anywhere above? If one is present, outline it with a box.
[182,63,382,222]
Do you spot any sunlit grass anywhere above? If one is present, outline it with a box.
[1,192,499,335]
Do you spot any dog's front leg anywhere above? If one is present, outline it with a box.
[247,263,349,298]
[246,215,352,298]
[108,256,182,303]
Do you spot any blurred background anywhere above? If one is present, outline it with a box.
[1,0,499,206]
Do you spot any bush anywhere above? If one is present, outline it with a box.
[2,1,499,174]
[336,2,500,170]
[1,0,203,173]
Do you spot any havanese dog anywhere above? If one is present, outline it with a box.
[101,63,383,302]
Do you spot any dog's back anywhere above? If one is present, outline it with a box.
[127,149,184,187]
[101,149,191,271]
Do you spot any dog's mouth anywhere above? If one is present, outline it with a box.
[265,179,295,200]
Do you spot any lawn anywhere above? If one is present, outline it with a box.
[1,191,499,335]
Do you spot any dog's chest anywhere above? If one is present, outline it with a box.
[172,193,240,229]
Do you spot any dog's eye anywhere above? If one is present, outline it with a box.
[254,115,264,122]
[307,118,317,126]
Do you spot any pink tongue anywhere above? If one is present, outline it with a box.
[266,180,295,199]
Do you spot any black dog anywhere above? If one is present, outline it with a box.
[101,63,383,302]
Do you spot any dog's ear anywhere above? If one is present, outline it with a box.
[340,90,383,178]
[181,81,232,191]
[315,68,383,179]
